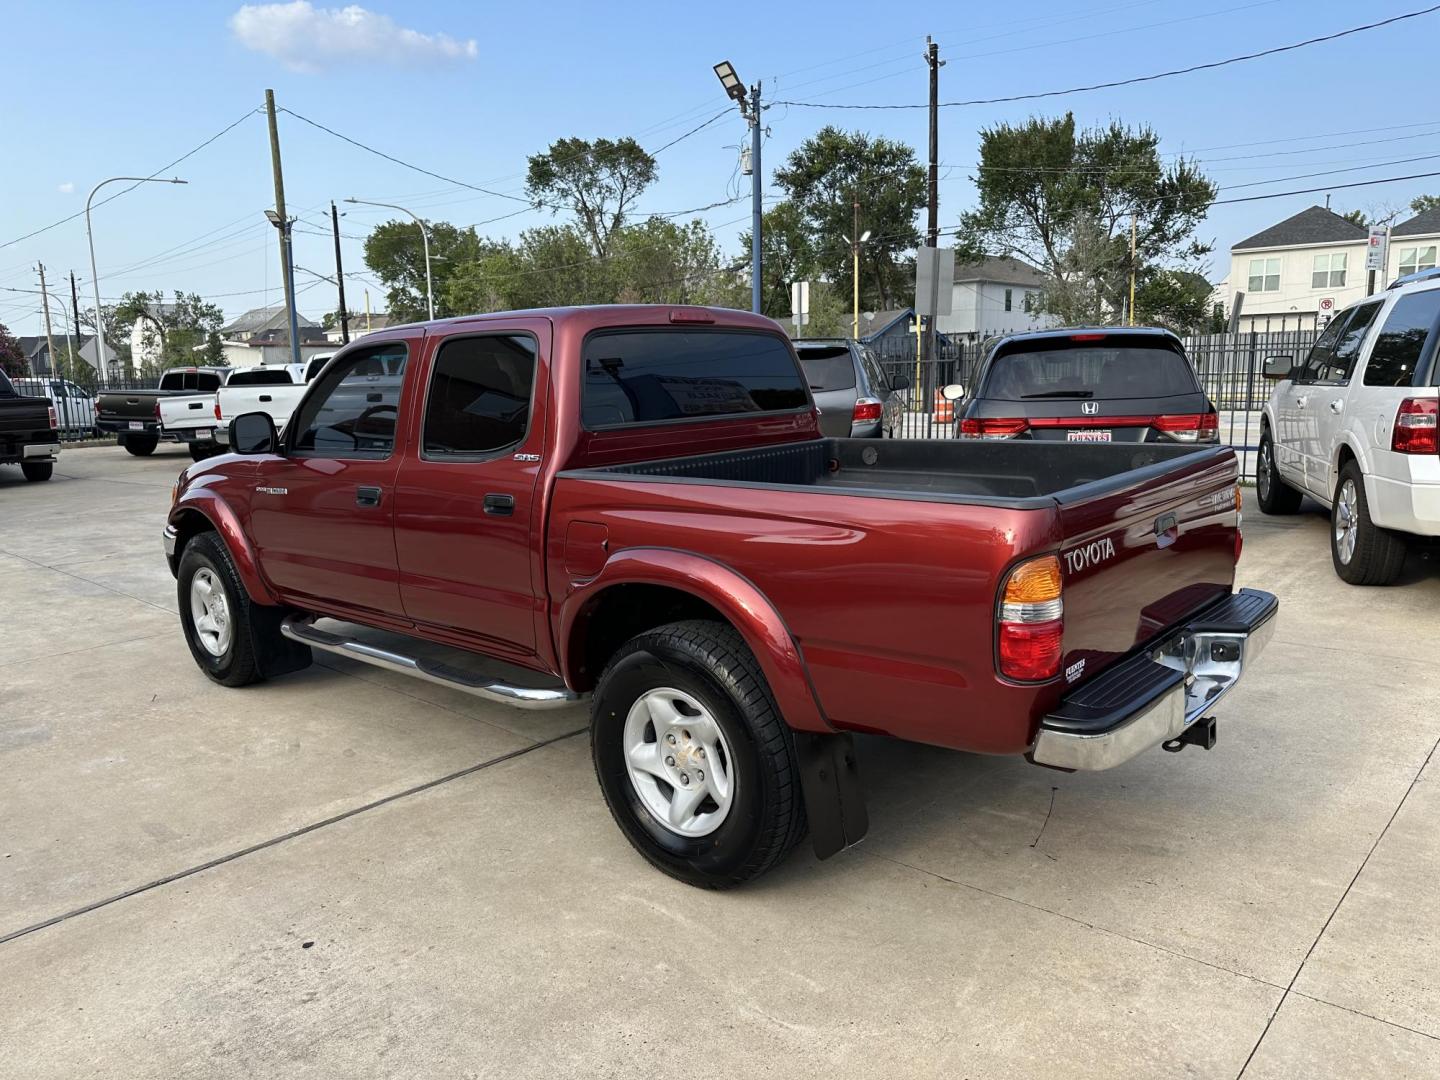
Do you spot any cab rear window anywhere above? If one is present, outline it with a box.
[982,343,1199,400]
[226,369,295,386]
[582,329,808,427]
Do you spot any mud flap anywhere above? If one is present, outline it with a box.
[794,731,868,859]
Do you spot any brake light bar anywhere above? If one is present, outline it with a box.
[1392,397,1438,454]
[1069,333,1106,341]
[668,308,715,323]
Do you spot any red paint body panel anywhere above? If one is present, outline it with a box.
[169,304,1242,758]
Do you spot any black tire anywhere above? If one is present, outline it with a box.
[1331,461,1407,586]
[20,461,53,482]
[188,442,215,462]
[123,434,158,457]
[591,619,807,888]
[1256,431,1302,515]
[177,531,312,686]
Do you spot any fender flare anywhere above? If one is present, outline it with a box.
[1330,436,1371,500]
[168,493,278,606]
[558,547,831,734]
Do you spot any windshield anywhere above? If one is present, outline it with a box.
[983,344,1199,401]
[795,346,856,392]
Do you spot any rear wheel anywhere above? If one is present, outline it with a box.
[1331,462,1407,586]
[188,442,215,462]
[122,434,158,456]
[1256,432,1302,515]
[20,461,53,482]
[591,619,806,888]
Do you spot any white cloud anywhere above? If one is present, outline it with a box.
[57,182,74,194]
[230,2,477,72]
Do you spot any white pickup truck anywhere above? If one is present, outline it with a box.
[214,355,331,447]
[158,382,227,461]
[1257,268,1440,584]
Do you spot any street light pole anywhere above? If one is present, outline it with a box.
[346,198,433,320]
[714,61,762,314]
[85,176,187,379]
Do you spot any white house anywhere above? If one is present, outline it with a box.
[219,305,328,369]
[1226,205,1440,332]
[935,256,1056,337]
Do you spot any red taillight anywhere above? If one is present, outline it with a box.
[1391,397,1438,454]
[852,397,883,422]
[1069,333,1106,341]
[214,402,223,421]
[668,308,715,323]
[153,400,162,419]
[1155,412,1220,443]
[47,406,58,429]
[997,555,1064,681]
[961,416,1029,439]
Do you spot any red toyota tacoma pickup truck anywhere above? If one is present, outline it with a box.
[164,305,1276,887]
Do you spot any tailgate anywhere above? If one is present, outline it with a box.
[97,392,161,420]
[0,399,55,443]
[1054,448,1240,684]
[159,394,216,429]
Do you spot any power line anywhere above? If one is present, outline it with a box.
[0,109,261,251]
[773,6,1440,109]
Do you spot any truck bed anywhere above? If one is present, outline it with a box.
[569,437,1225,506]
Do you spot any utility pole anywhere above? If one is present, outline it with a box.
[852,197,861,339]
[331,201,350,343]
[69,272,85,376]
[1129,214,1137,326]
[749,80,763,315]
[924,36,943,370]
[36,264,57,375]
[264,89,302,364]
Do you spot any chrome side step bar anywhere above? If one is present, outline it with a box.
[280,615,585,711]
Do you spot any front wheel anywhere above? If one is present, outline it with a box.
[21,461,53,482]
[1256,432,1302,514]
[1331,462,1407,585]
[591,620,807,888]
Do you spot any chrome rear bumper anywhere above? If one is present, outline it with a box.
[1031,589,1278,771]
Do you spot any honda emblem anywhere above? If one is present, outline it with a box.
[1081,401,1099,415]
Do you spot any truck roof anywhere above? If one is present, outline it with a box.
[375,304,786,337]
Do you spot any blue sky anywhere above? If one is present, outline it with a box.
[3,0,1439,337]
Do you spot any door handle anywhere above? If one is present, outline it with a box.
[259,394,273,403]
[483,493,515,516]
[1295,396,1308,408]
[1329,399,1344,414]
[356,485,383,507]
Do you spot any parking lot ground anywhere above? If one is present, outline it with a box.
[3,445,1439,1079]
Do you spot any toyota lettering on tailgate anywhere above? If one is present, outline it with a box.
[1063,536,1116,574]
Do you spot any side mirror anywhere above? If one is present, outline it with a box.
[229,411,279,455]
[1262,355,1292,380]
[890,373,911,392]
[941,383,965,401]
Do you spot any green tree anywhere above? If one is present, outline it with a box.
[0,322,27,377]
[526,137,658,259]
[958,113,1216,325]
[113,291,224,373]
[1134,269,1214,334]
[363,219,493,322]
[1339,208,1368,227]
[1411,194,1440,215]
[772,127,926,312]
[611,218,746,307]
[77,302,131,370]
[740,200,817,320]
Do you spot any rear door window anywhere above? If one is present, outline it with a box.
[423,334,536,457]
[1364,290,1440,386]
[582,329,808,427]
[982,343,1199,400]
[795,346,857,392]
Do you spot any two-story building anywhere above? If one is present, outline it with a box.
[935,256,1056,337]
[219,305,330,369]
[1226,205,1440,331]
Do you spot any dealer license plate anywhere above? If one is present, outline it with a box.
[128,421,143,431]
[1067,430,1112,442]
[195,428,211,439]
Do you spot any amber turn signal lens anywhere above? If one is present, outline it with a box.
[1003,555,1063,605]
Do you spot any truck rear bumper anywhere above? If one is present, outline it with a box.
[22,443,60,459]
[1031,588,1277,771]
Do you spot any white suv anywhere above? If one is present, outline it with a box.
[1257,268,1440,584]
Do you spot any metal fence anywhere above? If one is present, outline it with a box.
[862,329,1317,474]
[11,373,163,442]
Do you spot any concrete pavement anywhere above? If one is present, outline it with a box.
[2,444,1438,1078]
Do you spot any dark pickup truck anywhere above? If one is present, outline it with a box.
[0,369,60,482]
[165,305,1276,887]
[97,366,229,456]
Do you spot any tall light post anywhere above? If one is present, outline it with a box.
[714,60,762,315]
[264,210,303,364]
[85,176,187,379]
[842,223,871,339]
[346,198,433,320]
